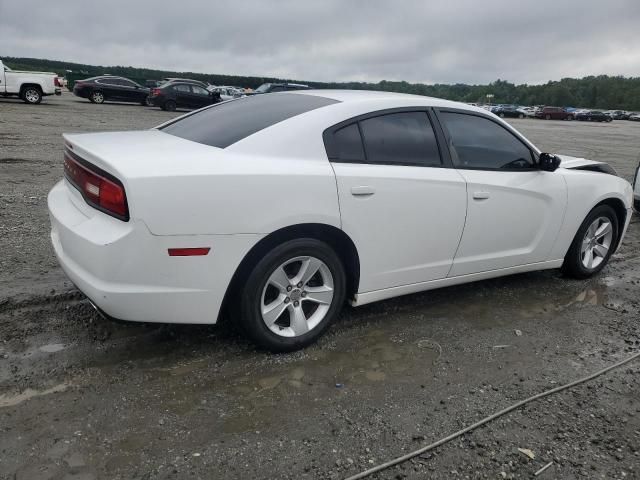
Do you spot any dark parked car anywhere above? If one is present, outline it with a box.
[576,110,612,122]
[493,105,526,118]
[250,82,310,94]
[73,76,150,105]
[534,106,574,120]
[148,81,221,111]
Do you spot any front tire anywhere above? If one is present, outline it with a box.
[562,205,619,279]
[22,87,42,104]
[238,238,346,352]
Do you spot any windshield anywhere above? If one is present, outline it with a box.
[254,83,271,93]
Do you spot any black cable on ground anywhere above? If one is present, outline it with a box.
[345,350,640,480]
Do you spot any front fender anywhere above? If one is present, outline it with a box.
[548,168,633,260]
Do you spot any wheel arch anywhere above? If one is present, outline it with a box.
[220,223,360,321]
[19,83,43,95]
[595,197,627,253]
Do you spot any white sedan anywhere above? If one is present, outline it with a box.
[48,91,634,351]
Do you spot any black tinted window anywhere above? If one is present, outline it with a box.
[192,86,208,96]
[333,123,365,161]
[359,112,441,166]
[160,93,339,148]
[440,112,534,170]
[174,84,191,93]
[270,86,285,92]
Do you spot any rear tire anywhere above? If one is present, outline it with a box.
[238,238,346,352]
[518,113,524,119]
[22,86,42,104]
[567,115,574,121]
[163,100,176,111]
[545,114,551,120]
[562,205,619,279]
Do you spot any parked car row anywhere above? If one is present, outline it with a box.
[478,103,640,123]
[69,73,313,111]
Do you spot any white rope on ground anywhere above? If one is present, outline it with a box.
[344,350,640,480]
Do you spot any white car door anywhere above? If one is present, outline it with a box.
[327,109,468,293]
[435,110,567,276]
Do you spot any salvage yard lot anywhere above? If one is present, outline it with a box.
[1,92,639,479]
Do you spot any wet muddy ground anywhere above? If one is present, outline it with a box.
[1,93,639,479]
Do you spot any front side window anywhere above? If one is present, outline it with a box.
[359,112,441,167]
[439,112,534,170]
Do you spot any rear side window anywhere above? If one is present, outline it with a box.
[360,112,441,167]
[174,84,191,93]
[333,123,365,162]
[160,93,339,148]
[439,112,534,170]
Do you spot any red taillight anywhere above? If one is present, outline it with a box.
[54,77,61,87]
[64,151,129,220]
[151,88,162,97]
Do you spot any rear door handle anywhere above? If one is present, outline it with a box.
[472,191,490,200]
[351,186,375,196]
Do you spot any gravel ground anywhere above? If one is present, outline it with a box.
[1,93,639,480]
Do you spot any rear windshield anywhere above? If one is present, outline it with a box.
[160,93,338,148]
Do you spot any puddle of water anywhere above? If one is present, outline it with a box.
[143,328,441,434]
[39,343,66,353]
[0,382,71,408]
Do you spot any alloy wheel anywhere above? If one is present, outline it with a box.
[260,256,334,337]
[580,216,613,269]
[24,88,40,103]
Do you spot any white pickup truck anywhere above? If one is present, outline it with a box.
[0,59,61,104]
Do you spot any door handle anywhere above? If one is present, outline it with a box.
[472,191,490,200]
[351,186,375,196]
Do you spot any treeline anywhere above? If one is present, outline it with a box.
[4,56,640,110]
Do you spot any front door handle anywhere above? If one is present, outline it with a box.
[351,186,376,197]
[472,191,490,200]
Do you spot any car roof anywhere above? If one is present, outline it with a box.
[295,89,484,113]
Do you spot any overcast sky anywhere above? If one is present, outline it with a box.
[1,0,639,85]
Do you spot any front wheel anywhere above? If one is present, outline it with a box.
[238,238,346,352]
[22,87,42,104]
[562,205,618,279]
[567,115,574,121]
[518,113,524,119]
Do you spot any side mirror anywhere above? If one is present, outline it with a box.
[539,153,561,172]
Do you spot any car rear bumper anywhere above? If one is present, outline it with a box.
[48,180,261,324]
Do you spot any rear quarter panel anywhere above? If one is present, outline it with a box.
[130,155,341,235]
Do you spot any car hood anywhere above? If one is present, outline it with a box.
[556,154,605,169]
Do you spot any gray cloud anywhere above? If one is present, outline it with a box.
[1,0,639,84]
